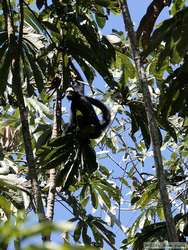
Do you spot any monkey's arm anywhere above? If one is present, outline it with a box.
[86,97,111,130]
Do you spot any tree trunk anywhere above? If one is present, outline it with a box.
[46,90,62,234]
[119,0,178,242]
[2,0,47,241]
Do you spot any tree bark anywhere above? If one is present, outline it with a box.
[46,90,62,231]
[119,0,178,242]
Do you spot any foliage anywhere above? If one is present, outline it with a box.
[37,132,98,188]
[0,0,188,249]
[0,210,91,250]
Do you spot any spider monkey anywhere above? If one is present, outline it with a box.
[55,87,110,189]
[66,87,111,140]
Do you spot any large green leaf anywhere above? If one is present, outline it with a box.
[71,14,115,64]
[24,5,50,41]
[74,57,95,84]
[159,65,188,118]
[92,219,115,245]
[40,144,72,168]
[145,7,188,66]
[74,220,83,242]
[67,37,115,88]
[82,223,91,245]
[0,196,11,218]
[94,177,120,203]
[90,185,99,209]
[22,41,44,93]
[156,60,188,141]
[97,187,111,208]
[34,124,52,150]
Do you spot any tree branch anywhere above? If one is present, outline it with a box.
[119,0,178,242]
[46,89,62,234]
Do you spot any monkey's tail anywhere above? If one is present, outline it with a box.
[86,97,111,130]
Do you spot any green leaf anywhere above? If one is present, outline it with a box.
[80,185,89,202]
[82,224,91,245]
[42,150,70,169]
[135,183,158,208]
[95,6,107,29]
[80,196,89,208]
[120,177,129,186]
[67,35,115,88]
[75,57,95,84]
[145,8,188,66]
[27,97,51,118]
[114,51,135,81]
[49,134,76,147]
[42,21,59,33]
[92,220,115,244]
[24,6,49,40]
[96,179,120,203]
[99,165,110,177]
[74,220,83,242]
[43,145,67,162]
[35,126,51,150]
[95,0,111,8]
[90,224,103,247]
[0,196,11,218]
[156,206,165,220]
[22,41,44,93]
[90,185,99,209]
[97,187,111,208]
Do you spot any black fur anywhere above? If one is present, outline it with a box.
[66,88,111,139]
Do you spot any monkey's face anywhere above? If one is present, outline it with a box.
[65,87,79,100]
[65,87,75,100]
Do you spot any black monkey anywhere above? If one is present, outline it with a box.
[66,87,111,140]
[41,87,110,190]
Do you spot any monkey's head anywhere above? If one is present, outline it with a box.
[65,87,80,100]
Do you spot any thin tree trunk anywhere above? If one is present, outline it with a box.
[2,0,47,241]
[119,0,178,242]
[14,69,47,225]
[46,90,62,230]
